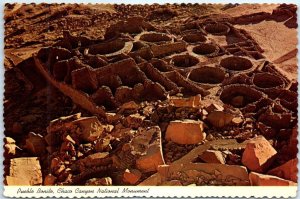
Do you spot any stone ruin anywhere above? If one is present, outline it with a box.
[4,5,298,186]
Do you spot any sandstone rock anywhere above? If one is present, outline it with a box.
[98,177,113,186]
[136,149,164,172]
[165,120,206,144]
[206,134,214,141]
[60,141,76,155]
[151,41,186,57]
[245,118,253,123]
[85,177,112,186]
[249,172,297,186]
[71,66,98,92]
[242,136,277,172]
[157,165,171,180]
[207,111,234,128]
[205,103,224,113]
[44,174,57,185]
[258,109,292,129]
[245,123,253,129]
[44,134,58,147]
[77,151,113,172]
[106,113,121,124]
[80,152,109,166]
[140,140,251,186]
[120,101,139,110]
[55,164,66,175]
[25,132,46,155]
[4,137,19,156]
[156,163,250,186]
[143,105,155,116]
[72,116,104,142]
[111,126,133,139]
[95,137,112,152]
[77,151,84,158]
[63,135,76,145]
[44,113,82,146]
[104,124,114,132]
[199,150,225,164]
[123,169,142,184]
[125,113,145,128]
[50,158,61,171]
[133,126,165,172]
[7,157,42,185]
[202,109,208,116]
[161,180,182,186]
[47,113,81,133]
[184,169,203,179]
[122,143,132,152]
[268,158,298,182]
[6,176,30,185]
[169,95,201,107]
[5,137,16,144]
[231,117,243,125]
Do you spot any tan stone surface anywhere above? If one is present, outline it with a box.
[165,120,205,144]
[207,111,234,128]
[4,137,18,156]
[199,150,225,164]
[161,180,182,186]
[242,136,277,172]
[6,176,30,185]
[133,126,165,172]
[7,157,42,185]
[249,172,297,186]
[169,95,201,108]
[44,174,57,185]
[268,158,298,182]
[123,169,142,184]
[140,139,250,185]
[72,116,104,142]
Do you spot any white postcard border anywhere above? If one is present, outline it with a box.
[3,186,298,198]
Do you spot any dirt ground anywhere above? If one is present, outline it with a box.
[3,3,298,186]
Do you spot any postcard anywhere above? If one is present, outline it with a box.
[3,2,298,198]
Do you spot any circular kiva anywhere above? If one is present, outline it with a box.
[137,32,173,43]
[188,66,225,85]
[220,56,253,72]
[170,54,199,68]
[192,43,219,57]
[204,23,230,35]
[252,72,285,89]
[88,40,133,57]
[182,32,207,43]
[220,84,265,108]
[278,89,297,111]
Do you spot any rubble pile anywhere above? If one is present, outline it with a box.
[4,4,297,186]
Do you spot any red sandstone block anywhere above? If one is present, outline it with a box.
[249,172,297,186]
[166,120,206,144]
[268,158,298,182]
[242,136,277,172]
